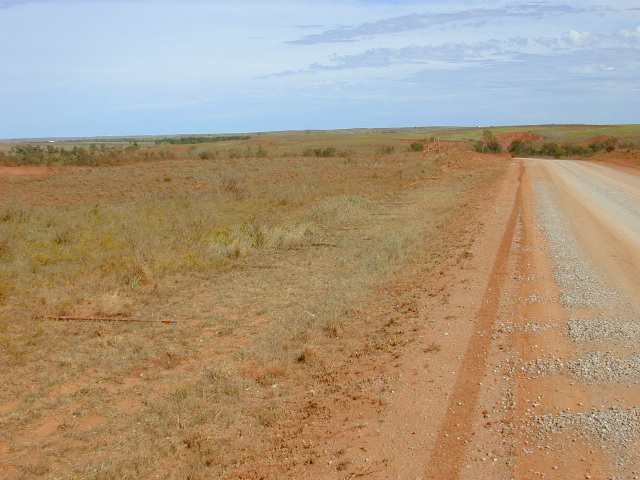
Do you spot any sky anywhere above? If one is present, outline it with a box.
[1,0,639,138]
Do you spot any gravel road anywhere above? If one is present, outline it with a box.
[518,158,640,478]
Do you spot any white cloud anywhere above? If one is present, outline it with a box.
[620,25,640,39]
[563,25,640,48]
[303,37,530,70]
[0,0,37,6]
[564,30,597,47]
[287,4,584,45]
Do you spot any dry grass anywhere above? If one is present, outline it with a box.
[0,135,508,479]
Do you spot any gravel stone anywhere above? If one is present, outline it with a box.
[533,181,620,309]
[522,161,640,473]
[568,317,640,344]
[530,408,640,465]
[527,352,640,384]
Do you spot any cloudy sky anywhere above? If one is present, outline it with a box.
[1,0,639,138]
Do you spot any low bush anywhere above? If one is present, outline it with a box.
[508,136,624,158]
[301,146,350,157]
[409,141,424,152]
[473,130,503,154]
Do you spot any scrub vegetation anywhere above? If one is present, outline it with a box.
[470,128,640,159]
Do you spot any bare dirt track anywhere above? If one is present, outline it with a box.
[250,158,640,480]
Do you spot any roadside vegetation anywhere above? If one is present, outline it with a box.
[468,126,640,159]
[506,136,633,158]
[472,130,640,158]
[0,133,509,479]
[472,130,505,154]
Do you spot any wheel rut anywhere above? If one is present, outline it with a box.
[426,162,523,479]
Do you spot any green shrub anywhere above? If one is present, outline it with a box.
[409,141,424,152]
[508,139,534,157]
[473,130,503,154]
[540,142,562,158]
[302,147,338,157]
[562,144,589,156]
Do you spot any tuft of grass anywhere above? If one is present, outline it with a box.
[0,203,31,223]
[218,172,244,197]
[309,195,364,224]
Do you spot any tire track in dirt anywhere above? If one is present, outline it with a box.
[425,163,523,479]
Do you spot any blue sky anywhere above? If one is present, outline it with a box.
[1,0,639,138]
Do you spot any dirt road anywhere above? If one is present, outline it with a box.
[430,158,640,479]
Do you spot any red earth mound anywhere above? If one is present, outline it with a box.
[429,144,512,171]
[496,131,545,148]
[575,135,614,146]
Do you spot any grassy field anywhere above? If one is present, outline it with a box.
[1,125,629,478]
